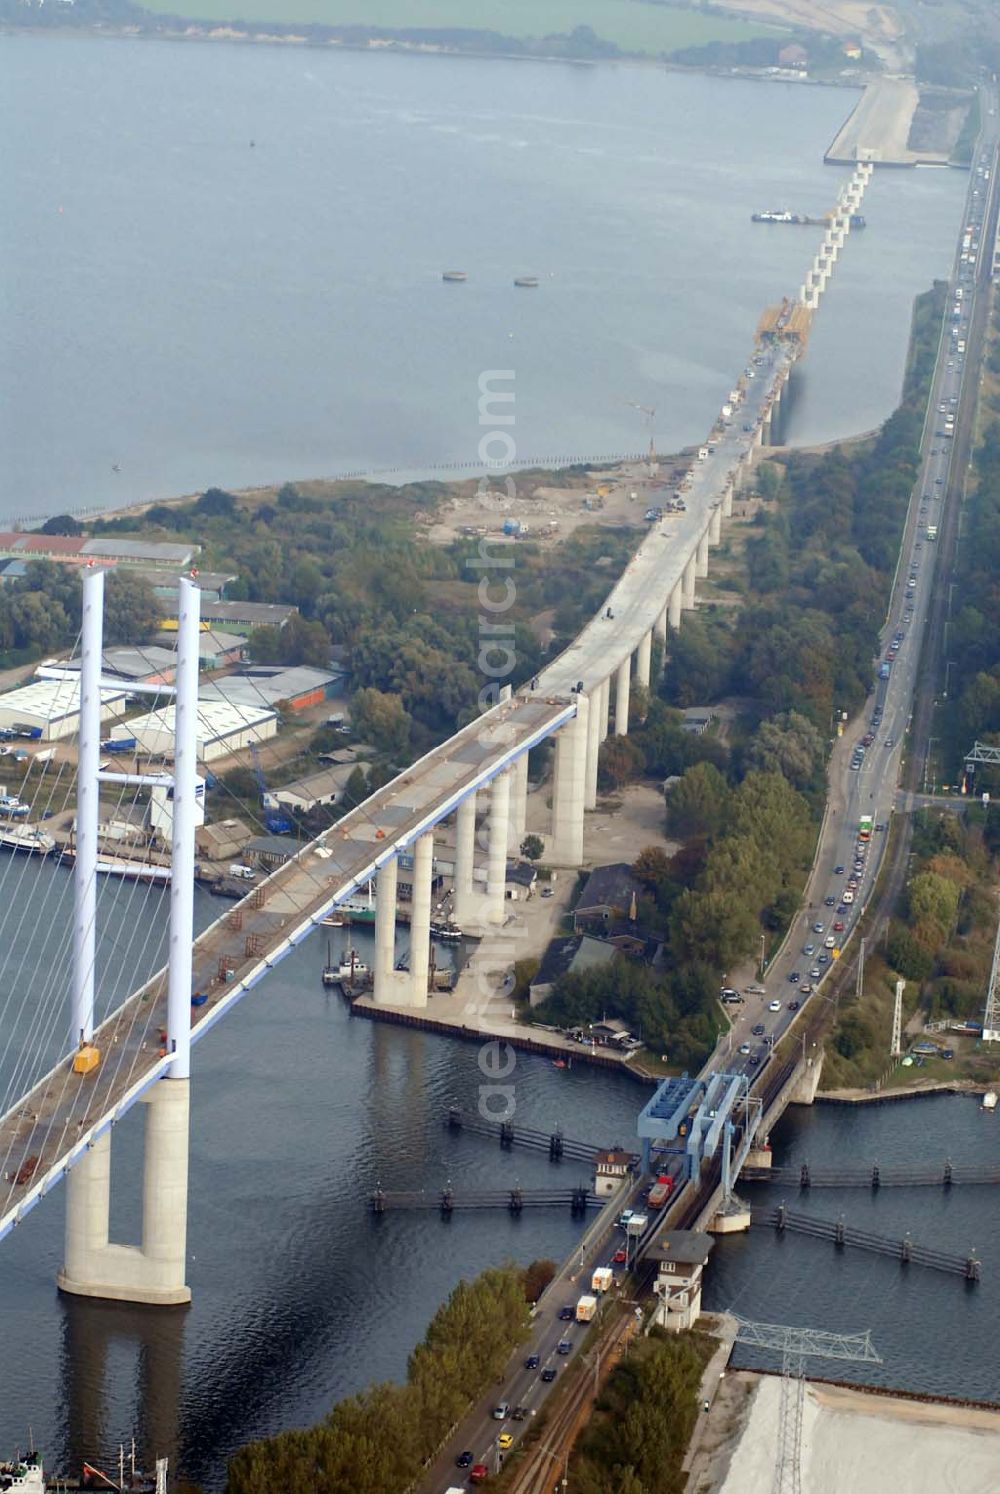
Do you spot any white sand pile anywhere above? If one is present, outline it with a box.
[719,1377,1000,1494]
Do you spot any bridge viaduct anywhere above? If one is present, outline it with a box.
[0,164,875,1302]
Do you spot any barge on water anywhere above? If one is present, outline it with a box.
[752,209,866,228]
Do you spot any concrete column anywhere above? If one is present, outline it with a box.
[584,685,602,811]
[635,631,652,689]
[61,1133,111,1292]
[654,604,668,645]
[669,581,683,630]
[510,754,529,850]
[683,553,697,608]
[486,772,510,926]
[696,530,710,578]
[722,484,733,520]
[598,675,610,743]
[452,795,476,929]
[139,1078,191,1302]
[373,853,401,1003]
[709,507,722,546]
[614,656,631,735]
[408,831,433,1004]
[550,693,589,868]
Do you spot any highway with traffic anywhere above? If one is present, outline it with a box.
[425,92,1000,1493]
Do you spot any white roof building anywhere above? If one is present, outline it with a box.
[119,699,277,763]
[0,678,128,741]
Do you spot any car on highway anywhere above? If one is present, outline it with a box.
[885,738,894,749]
[810,967,821,980]
[752,1023,765,1036]
[739,1042,751,1055]
[824,895,836,907]
[557,1340,573,1356]
[769,999,782,1011]
[813,922,825,934]
[470,1462,489,1485]
[558,1306,574,1321]
[494,1402,510,1420]
[824,934,836,948]
[788,1000,801,1011]
[541,1367,557,1383]
[788,971,800,983]
[498,1433,514,1450]
[833,920,845,932]
[803,943,815,955]
[749,1053,761,1066]
[456,1451,474,1469]
[513,1406,529,1421]
[799,984,812,995]
[834,865,844,875]
[612,1247,628,1264]
[524,1354,540,1370]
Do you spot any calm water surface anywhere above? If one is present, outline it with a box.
[1,37,966,521]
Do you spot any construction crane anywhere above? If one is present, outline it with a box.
[627,401,657,466]
[249,743,293,835]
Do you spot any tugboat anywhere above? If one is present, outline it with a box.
[338,948,369,979]
[429,920,462,943]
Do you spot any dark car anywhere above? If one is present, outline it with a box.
[456,1451,474,1468]
[824,895,836,907]
[513,1405,529,1421]
[558,1305,574,1321]
[834,865,844,875]
[557,1339,573,1355]
[525,1354,540,1370]
[749,1053,761,1066]
[787,1000,800,1012]
[752,1023,765,1037]
[541,1367,557,1383]
[788,971,800,983]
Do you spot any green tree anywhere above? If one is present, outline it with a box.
[520,833,544,861]
[102,570,161,645]
[350,687,411,757]
[666,762,731,841]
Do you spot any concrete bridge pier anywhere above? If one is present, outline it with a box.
[510,753,529,849]
[374,853,408,1001]
[654,602,668,649]
[696,531,710,579]
[683,552,697,609]
[669,579,683,629]
[584,685,602,810]
[549,694,589,867]
[635,630,652,689]
[58,1081,192,1306]
[788,1049,825,1105]
[598,674,610,742]
[451,795,477,930]
[709,506,722,546]
[408,830,434,999]
[486,774,510,925]
[614,655,631,733]
[722,483,733,520]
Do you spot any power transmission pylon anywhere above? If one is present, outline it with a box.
[730,1316,882,1494]
[983,911,1000,1042]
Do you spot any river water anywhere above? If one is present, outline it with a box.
[1,35,966,523]
[0,35,992,1489]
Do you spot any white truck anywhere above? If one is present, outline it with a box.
[591,1266,613,1294]
[576,1294,598,1323]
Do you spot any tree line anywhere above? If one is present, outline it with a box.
[225,1263,531,1494]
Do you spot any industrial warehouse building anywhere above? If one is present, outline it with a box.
[274,761,371,813]
[0,678,128,741]
[201,665,343,714]
[116,699,277,762]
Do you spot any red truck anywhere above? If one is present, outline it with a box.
[647,1175,674,1209]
